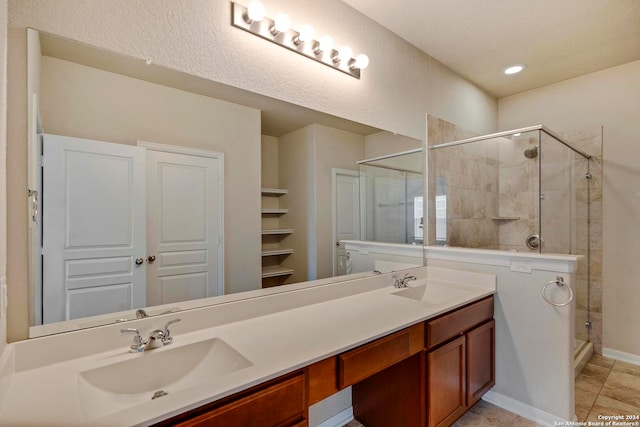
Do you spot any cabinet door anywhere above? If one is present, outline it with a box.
[427,335,466,427]
[466,319,495,407]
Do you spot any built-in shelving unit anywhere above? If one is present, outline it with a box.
[261,208,289,215]
[261,188,288,195]
[262,248,295,257]
[261,266,295,278]
[261,187,294,287]
[261,228,294,235]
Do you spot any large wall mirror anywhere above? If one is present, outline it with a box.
[18,30,424,339]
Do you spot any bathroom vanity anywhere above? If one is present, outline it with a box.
[154,296,494,427]
[0,267,496,427]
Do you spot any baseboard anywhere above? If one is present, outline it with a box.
[482,391,571,425]
[602,347,640,366]
[315,407,353,427]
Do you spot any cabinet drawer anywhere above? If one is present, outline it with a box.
[339,323,424,388]
[169,373,305,427]
[427,296,493,349]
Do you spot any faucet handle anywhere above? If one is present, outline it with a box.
[161,318,181,345]
[121,328,145,352]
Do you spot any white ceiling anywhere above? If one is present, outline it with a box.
[342,0,640,98]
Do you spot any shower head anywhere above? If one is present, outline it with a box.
[524,145,539,159]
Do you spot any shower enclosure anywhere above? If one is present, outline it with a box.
[428,125,593,363]
[358,149,424,245]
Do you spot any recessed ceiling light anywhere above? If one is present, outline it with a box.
[504,64,526,75]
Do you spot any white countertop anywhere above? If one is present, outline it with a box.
[0,266,495,426]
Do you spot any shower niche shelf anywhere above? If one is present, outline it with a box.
[491,217,520,221]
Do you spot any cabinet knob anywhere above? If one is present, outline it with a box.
[135,258,144,265]
[148,255,156,263]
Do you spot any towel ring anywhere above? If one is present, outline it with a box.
[541,276,573,307]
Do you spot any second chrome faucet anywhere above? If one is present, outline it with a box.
[393,273,417,288]
[121,318,181,353]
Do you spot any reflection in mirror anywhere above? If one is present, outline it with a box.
[435,176,447,245]
[22,30,424,338]
[357,149,424,245]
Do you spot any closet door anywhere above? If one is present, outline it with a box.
[145,149,222,306]
[42,134,146,323]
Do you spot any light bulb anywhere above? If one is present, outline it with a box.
[337,45,352,62]
[295,24,315,44]
[273,13,290,33]
[246,0,265,23]
[352,54,369,70]
[314,35,334,55]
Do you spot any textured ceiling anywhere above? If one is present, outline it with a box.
[342,0,640,98]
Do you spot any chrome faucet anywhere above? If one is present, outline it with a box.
[393,273,417,288]
[121,318,182,353]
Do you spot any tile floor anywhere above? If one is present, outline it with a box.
[345,354,640,427]
[575,354,640,422]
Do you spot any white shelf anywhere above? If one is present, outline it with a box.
[261,249,294,257]
[261,208,288,215]
[261,229,294,235]
[261,266,294,278]
[261,188,288,196]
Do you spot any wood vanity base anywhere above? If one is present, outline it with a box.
[155,296,494,427]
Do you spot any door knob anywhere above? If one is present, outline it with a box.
[147,255,156,263]
[135,257,144,265]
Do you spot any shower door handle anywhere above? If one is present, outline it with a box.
[526,234,540,250]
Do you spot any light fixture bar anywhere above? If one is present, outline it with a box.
[231,2,362,79]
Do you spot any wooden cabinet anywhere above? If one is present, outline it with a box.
[339,323,424,388]
[155,296,494,427]
[426,296,495,427]
[155,372,306,427]
[466,319,496,407]
[427,336,466,427]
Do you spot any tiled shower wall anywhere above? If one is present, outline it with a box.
[427,115,603,353]
[427,116,500,248]
[565,128,603,353]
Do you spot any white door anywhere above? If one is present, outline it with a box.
[42,135,146,323]
[333,169,361,276]
[145,148,222,306]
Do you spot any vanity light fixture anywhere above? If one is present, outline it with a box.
[314,35,334,55]
[244,0,266,23]
[231,1,368,79]
[504,64,526,75]
[293,24,315,45]
[270,13,290,35]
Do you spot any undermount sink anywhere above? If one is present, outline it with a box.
[391,283,471,304]
[78,338,251,419]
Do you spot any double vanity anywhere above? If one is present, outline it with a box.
[0,266,496,426]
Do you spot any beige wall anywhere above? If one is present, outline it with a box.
[313,125,365,279]
[364,131,422,159]
[6,56,262,341]
[8,1,496,142]
[278,126,314,283]
[498,60,640,357]
[0,0,7,349]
